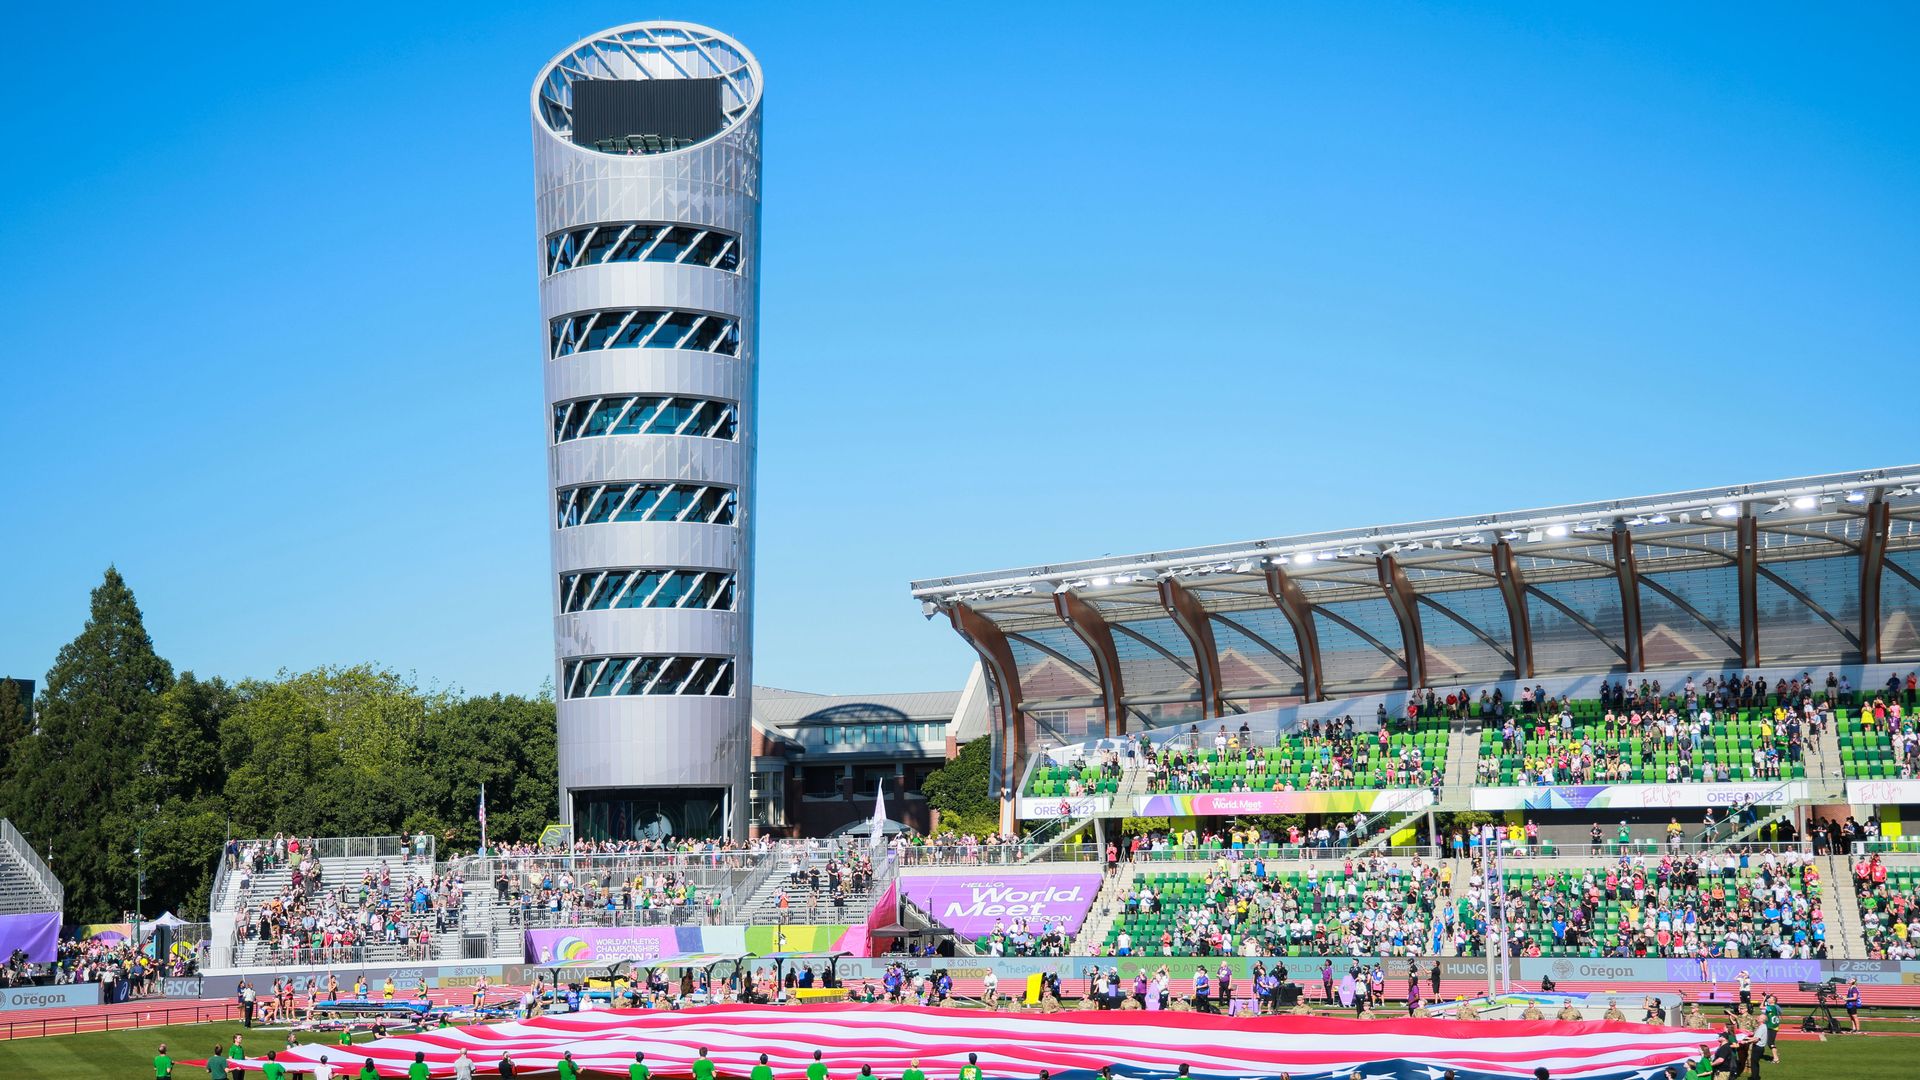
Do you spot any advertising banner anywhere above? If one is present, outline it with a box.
[1135,790,1432,818]
[0,983,102,1011]
[1017,796,1111,820]
[1471,781,1808,812]
[524,923,860,965]
[898,872,1102,939]
[1846,779,1920,805]
[0,912,60,963]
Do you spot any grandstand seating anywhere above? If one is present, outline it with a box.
[1853,855,1919,959]
[1475,698,1808,786]
[1028,718,1449,797]
[1095,861,1442,958]
[1837,707,1917,778]
[0,820,60,916]
[1494,855,1825,959]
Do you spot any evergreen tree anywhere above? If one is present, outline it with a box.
[12,568,174,921]
[0,677,32,801]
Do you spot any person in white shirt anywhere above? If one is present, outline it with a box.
[455,1050,476,1080]
[312,1055,335,1080]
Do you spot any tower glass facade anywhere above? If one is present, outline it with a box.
[532,22,762,839]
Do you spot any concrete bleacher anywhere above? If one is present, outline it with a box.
[0,819,61,916]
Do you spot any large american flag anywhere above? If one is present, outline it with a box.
[253,1004,1713,1079]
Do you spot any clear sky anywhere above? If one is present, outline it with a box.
[1,3,1915,698]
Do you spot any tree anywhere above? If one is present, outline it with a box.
[0,678,32,800]
[412,693,557,853]
[919,737,999,836]
[9,568,174,921]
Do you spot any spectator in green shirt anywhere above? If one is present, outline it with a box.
[808,1050,830,1080]
[694,1048,717,1080]
[411,1050,432,1080]
[901,1062,925,1080]
[631,1052,651,1080]
[206,1046,229,1080]
[751,1053,776,1080]
[154,1043,173,1079]
[959,1054,984,1080]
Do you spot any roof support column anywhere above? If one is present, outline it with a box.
[1612,530,1645,673]
[948,602,1025,832]
[1861,498,1890,665]
[1055,590,1127,738]
[1158,577,1224,719]
[1737,510,1761,667]
[1491,541,1535,680]
[1265,565,1324,702]
[1377,556,1428,691]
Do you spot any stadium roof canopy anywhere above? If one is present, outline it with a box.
[909,466,1920,774]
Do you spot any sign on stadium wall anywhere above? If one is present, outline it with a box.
[1845,779,1920,805]
[898,872,1102,938]
[0,983,101,1011]
[523,923,858,965]
[1470,780,1808,812]
[1134,789,1433,817]
[1015,796,1112,819]
[1520,957,1826,986]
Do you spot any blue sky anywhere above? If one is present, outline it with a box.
[1,3,1915,698]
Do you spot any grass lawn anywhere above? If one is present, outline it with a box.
[0,1019,1909,1079]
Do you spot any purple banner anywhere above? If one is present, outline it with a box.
[0,912,61,963]
[1663,958,1822,984]
[900,873,1102,938]
[524,926,694,965]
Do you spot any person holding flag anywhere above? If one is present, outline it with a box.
[751,1055,776,1080]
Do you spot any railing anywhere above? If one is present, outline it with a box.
[1481,838,1813,858]
[0,1001,239,1041]
[231,835,431,863]
[1850,838,1920,856]
[225,941,437,968]
[0,819,62,913]
[517,904,726,929]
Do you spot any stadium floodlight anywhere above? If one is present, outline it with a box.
[1315,551,1337,561]
[1714,504,1740,518]
[1234,560,1258,573]
[1525,530,1544,542]
[1090,576,1111,588]
[1896,486,1916,498]
[1791,495,1817,510]
[920,600,940,618]
[1014,585,1035,594]
[1544,524,1569,538]
[1383,542,1404,554]
[1648,514,1669,525]
[1626,516,1648,527]
[1291,552,1314,566]
[1845,490,1867,502]
[1764,499,1789,514]
[1053,581,1072,594]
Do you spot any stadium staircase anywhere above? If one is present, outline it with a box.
[1440,726,1480,806]
[1824,853,1868,958]
[1074,863,1138,955]
[735,848,895,926]
[0,820,62,915]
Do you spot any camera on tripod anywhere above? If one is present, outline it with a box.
[1799,979,1837,1002]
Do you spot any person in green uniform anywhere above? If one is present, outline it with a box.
[154,1043,173,1079]
[959,1053,984,1080]
[231,1035,247,1060]
[901,1061,925,1080]
[206,1045,230,1080]
[358,1058,379,1080]
[694,1048,717,1080]
[558,1051,582,1080]
[856,1067,876,1080]
[751,1053,777,1080]
[1762,995,1781,1063]
[260,1051,288,1080]
[341,1028,355,1048]
[808,1049,830,1080]
[632,1052,652,1080]
[411,1050,432,1080]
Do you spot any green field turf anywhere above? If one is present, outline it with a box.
[0,1020,1907,1080]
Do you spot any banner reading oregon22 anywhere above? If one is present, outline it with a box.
[1471,781,1808,812]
